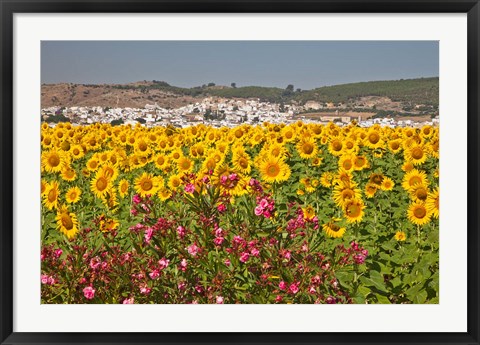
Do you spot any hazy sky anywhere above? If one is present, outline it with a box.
[41,41,438,89]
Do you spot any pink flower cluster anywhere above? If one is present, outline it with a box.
[337,241,369,265]
[254,195,275,218]
[220,173,239,188]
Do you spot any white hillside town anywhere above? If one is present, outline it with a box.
[41,97,439,128]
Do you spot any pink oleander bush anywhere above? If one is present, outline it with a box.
[41,177,368,304]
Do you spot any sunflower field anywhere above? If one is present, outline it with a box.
[40,121,439,304]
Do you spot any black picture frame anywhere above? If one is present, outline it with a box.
[1,1,479,344]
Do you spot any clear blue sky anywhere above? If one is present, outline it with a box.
[41,41,438,89]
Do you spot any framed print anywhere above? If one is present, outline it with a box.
[0,1,479,344]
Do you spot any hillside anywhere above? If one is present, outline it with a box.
[41,77,438,112]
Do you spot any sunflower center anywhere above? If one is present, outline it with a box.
[409,176,422,186]
[61,141,70,151]
[239,158,248,169]
[235,129,243,138]
[266,163,280,177]
[96,177,108,191]
[414,206,426,218]
[180,160,191,170]
[330,223,340,232]
[157,157,165,165]
[173,153,180,159]
[346,141,354,149]
[343,160,353,170]
[172,179,180,188]
[121,183,128,193]
[48,154,60,167]
[416,189,428,200]
[412,147,424,160]
[302,143,314,154]
[65,169,75,178]
[369,133,380,144]
[332,141,342,151]
[44,137,51,145]
[141,180,153,191]
[391,142,400,150]
[355,157,365,167]
[139,142,147,151]
[342,189,354,199]
[48,189,57,202]
[61,214,74,230]
[285,131,293,139]
[346,203,361,217]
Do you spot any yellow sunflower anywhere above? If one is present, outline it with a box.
[91,170,112,199]
[394,231,407,241]
[118,179,130,198]
[407,202,432,226]
[380,177,395,191]
[258,155,291,183]
[43,181,60,210]
[343,199,365,223]
[302,206,316,220]
[61,167,77,182]
[177,156,194,173]
[402,169,429,192]
[364,183,378,199]
[56,205,79,239]
[404,144,428,165]
[296,138,318,159]
[322,221,346,238]
[134,172,162,197]
[41,149,66,173]
[65,186,81,204]
[426,188,439,219]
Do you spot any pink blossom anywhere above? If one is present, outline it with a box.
[180,258,188,271]
[214,237,225,246]
[122,297,134,304]
[149,270,160,280]
[224,259,231,266]
[216,296,224,304]
[220,175,228,184]
[309,286,316,294]
[259,198,269,209]
[354,254,366,264]
[144,228,154,244]
[217,204,226,213]
[184,183,195,193]
[41,274,55,285]
[202,176,210,183]
[195,285,204,293]
[89,257,101,270]
[279,281,287,291]
[79,277,87,284]
[229,173,238,181]
[139,285,151,295]
[187,243,199,257]
[239,252,250,263]
[132,194,141,204]
[275,295,283,302]
[54,249,63,258]
[215,227,224,237]
[83,286,95,300]
[289,282,300,294]
[250,248,260,257]
[254,206,264,216]
[176,226,186,239]
[326,296,336,304]
[178,281,186,290]
[158,258,170,270]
